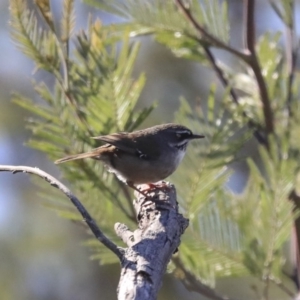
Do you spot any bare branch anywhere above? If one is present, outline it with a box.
[0,165,123,261]
[243,0,274,135]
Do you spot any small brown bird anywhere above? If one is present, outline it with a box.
[55,123,204,194]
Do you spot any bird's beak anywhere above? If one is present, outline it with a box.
[189,134,205,140]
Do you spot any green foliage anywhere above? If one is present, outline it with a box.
[175,130,297,286]
[173,87,250,214]
[10,0,155,265]
[225,140,296,280]
[10,0,300,299]
[10,0,59,72]
[256,33,283,101]
[85,0,229,63]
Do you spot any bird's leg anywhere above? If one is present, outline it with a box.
[145,183,158,190]
[126,181,168,197]
[151,181,171,189]
[126,181,149,198]
[143,181,172,191]
[127,181,173,213]
[126,181,168,206]
[133,181,167,191]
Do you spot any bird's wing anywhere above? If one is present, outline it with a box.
[92,133,138,155]
[93,133,161,159]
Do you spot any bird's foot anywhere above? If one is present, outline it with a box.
[137,181,170,192]
[127,181,173,208]
[126,181,150,198]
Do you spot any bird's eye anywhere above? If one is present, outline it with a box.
[176,133,182,138]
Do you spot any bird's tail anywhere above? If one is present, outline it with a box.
[55,150,99,164]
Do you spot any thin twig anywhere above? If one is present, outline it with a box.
[203,46,266,145]
[106,179,135,222]
[202,47,238,103]
[62,157,133,221]
[243,0,274,135]
[116,180,136,222]
[0,165,123,261]
[268,1,285,21]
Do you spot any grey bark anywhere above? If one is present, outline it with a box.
[115,183,189,300]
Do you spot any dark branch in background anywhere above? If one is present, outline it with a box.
[203,46,266,144]
[0,165,123,261]
[174,0,249,62]
[244,0,255,54]
[201,47,239,105]
[243,0,274,135]
[269,277,295,298]
[268,0,284,20]
[175,0,267,145]
[176,0,274,137]
[262,276,270,300]
[284,1,298,119]
[172,257,237,300]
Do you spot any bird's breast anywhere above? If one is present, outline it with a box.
[104,148,186,184]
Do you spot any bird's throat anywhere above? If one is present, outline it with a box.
[174,141,188,151]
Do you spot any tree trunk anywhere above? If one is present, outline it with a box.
[115,182,189,300]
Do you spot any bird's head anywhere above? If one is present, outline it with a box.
[154,123,205,151]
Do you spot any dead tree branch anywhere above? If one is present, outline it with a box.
[115,183,189,300]
[0,165,123,260]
